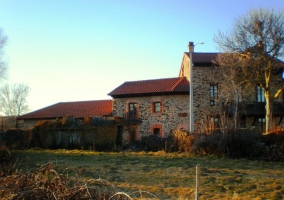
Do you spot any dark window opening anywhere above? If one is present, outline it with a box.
[210,83,218,106]
[129,103,137,119]
[256,86,265,102]
[153,128,160,135]
[212,117,219,128]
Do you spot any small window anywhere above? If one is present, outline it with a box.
[208,116,219,131]
[211,117,219,128]
[129,103,137,119]
[151,124,162,137]
[256,86,265,102]
[210,83,218,106]
[153,128,160,135]
[153,102,161,113]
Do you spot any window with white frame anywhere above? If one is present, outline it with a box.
[152,102,161,113]
[210,83,218,106]
[256,86,265,102]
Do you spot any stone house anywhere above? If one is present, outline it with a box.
[108,77,189,144]
[17,44,284,144]
[179,49,284,133]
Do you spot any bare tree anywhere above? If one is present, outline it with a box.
[0,84,31,126]
[212,53,251,130]
[214,8,284,134]
[0,29,7,82]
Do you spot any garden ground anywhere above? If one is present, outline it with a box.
[10,150,284,199]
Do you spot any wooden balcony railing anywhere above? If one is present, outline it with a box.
[223,102,284,116]
[123,112,142,124]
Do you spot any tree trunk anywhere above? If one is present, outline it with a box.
[234,102,238,130]
[265,91,272,134]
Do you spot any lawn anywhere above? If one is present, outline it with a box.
[10,149,284,200]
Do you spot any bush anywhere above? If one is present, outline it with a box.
[2,129,32,149]
[259,130,284,161]
[174,129,267,159]
[2,117,118,150]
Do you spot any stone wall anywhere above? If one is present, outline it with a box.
[112,95,189,144]
[180,54,284,132]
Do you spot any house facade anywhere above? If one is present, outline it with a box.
[17,44,284,145]
[108,77,189,144]
[179,50,284,132]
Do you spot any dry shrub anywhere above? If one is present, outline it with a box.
[174,129,266,159]
[173,130,197,152]
[0,161,159,200]
[0,145,18,177]
[2,117,118,150]
[0,162,116,199]
[2,129,32,149]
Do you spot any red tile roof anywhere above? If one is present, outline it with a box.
[108,77,189,97]
[17,100,113,120]
[185,52,284,68]
[184,52,218,65]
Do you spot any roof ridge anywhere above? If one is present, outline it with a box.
[184,52,219,53]
[59,99,112,103]
[170,77,186,91]
[124,77,180,83]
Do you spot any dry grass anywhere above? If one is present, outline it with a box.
[6,149,284,199]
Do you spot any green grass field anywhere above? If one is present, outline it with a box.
[11,149,284,200]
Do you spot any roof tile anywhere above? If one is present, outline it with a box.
[17,100,113,120]
[108,77,189,97]
[185,52,218,64]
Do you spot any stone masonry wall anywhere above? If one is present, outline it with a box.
[181,54,284,132]
[112,95,189,143]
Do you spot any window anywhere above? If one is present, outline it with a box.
[256,86,265,102]
[153,128,160,135]
[208,116,219,132]
[129,103,137,120]
[151,124,162,137]
[210,83,218,106]
[153,102,161,113]
[211,117,219,128]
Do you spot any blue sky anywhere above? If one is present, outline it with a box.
[0,0,283,113]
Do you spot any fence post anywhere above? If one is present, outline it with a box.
[195,164,200,200]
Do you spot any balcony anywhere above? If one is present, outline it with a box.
[123,112,142,124]
[223,102,284,116]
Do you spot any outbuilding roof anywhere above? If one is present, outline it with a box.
[108,77,189,97]
[17,100,113,120]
